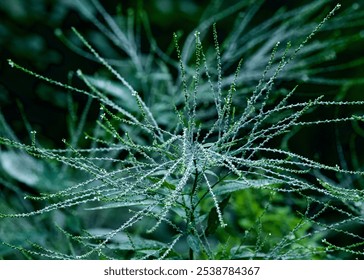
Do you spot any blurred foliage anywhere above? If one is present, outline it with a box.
[0,0,364,259]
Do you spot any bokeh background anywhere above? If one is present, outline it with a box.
[1,0,364,259]
[1,0,363,156]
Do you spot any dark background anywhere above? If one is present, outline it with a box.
[1,0,363,157]
[0,0,364,259]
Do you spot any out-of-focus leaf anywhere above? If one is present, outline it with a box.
[84,75,138,111]
[0,151,44,186]
[214,179,280,195]
[86,228,165,250]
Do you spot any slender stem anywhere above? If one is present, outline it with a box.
[190,159,199,207]
[189,247,194,260]
[195,171,231,208]
[188,159,199,260]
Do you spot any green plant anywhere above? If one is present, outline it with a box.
[1,0,364,259]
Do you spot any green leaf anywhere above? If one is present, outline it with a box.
[0,151,44,187]
[204,195,230,236]
[84,200,154,211]
[147,176,176,190]
[84,75,138,111]
[187,234,200,253]
[86,228,164,250]
[214,179,280,195]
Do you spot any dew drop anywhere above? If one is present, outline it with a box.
[352,3,359,10]
[8,59,14,68]
[354,201,362,207]
[288,233,295,240]
[325,51,336,61]
[54,28,62,37]
[301,74,309,82]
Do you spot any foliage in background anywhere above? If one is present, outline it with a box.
[0,0,364,259]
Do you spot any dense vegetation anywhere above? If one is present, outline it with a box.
[0,0,364,259]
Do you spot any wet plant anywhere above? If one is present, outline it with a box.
[0,1,364,259]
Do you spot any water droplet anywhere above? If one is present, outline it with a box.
[325,51,336,61]
[354,201,362,207]
[288,233,295,240]
[352,3,359,10]
[54,28,62,37]
[301,74,309,82]
[8,59,14,68]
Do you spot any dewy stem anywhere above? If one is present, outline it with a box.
[188,159,199,260]
[190,159,199,208]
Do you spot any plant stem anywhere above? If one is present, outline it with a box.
[188,159,199,260]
